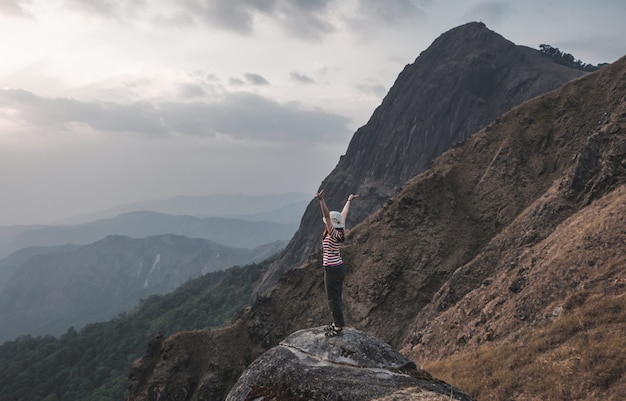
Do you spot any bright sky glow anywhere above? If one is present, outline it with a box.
[0,0,624,225]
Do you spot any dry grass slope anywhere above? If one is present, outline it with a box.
[425,187,626,401]
[426,293,625,401]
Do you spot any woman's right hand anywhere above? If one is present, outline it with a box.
[315,190,324,200]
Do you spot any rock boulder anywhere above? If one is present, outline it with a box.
[226,327,474,401]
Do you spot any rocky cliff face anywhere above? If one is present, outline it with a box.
[258,22,586,293]
[127,53,625,401]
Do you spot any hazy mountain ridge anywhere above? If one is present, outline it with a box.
[0,209,301,259]
[126,50,626,401]
[218,200,309,222]
[260,22,587,292]
[0,244,81,292]
[54,192,311,225]
[0,185,305,344]
[0,234,286,342]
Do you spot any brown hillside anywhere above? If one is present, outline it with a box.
[127,56,626,401]
[421,186,626,401]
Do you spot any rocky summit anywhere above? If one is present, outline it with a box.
[226,328,474,401]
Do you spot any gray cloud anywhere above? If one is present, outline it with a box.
[460,1,512,24]
[176,83,207,99]
[273,0,336,40]
[290,72,315,84]
[346,0,427,42]
[355,0,426,25]
[11,0,426,41]
[356,83,387,98]
[0,89,351,142]
[161,92,351,141]
[244,73,270,85]
[0,0,32,16]
[229,77,245,86]
[62,0,148,20]
[199,0,337,40]
[0,89,167,135]
[82,0,337,40]
[184,0,261,34]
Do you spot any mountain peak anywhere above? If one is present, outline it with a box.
[425,21,509,53]
[259,22,587,293]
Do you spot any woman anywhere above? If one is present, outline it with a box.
[315,189,358,337]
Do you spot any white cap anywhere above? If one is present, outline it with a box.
[329,211,344,228]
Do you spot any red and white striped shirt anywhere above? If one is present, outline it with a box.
[322,226,344,267]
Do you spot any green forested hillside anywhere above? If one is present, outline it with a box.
[0,259,269,401]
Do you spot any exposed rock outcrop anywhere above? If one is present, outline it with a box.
[259,21,586,293]
[228,327,474,401]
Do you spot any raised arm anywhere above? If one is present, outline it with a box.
[316,190,333,232]
[341,194,359,225]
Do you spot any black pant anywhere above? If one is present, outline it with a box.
[324,264,345,327]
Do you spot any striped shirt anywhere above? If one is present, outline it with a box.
[322,226,344,267]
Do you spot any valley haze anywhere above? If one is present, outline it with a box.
[0,193,310,258]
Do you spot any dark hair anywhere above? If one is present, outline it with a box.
[323,227,345,243]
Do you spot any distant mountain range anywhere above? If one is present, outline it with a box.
[0,211,299,259]
[0,193,309,259]
[54,192,311,224]
[0,234,285,342]
[0,193,309,342]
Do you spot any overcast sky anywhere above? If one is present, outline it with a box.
[1,0,624,226]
